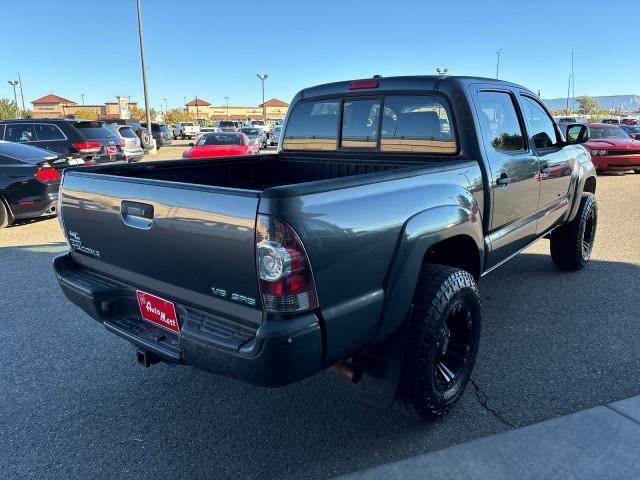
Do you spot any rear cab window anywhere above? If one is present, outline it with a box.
[283,94,456,154]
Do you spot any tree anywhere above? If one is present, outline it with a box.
[70,108,98,120]
[0,98,19,120]
[576,96,599,114]
[129,106,145,121]
[164,108,191,125]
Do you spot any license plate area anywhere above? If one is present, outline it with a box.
[136,290,180,333]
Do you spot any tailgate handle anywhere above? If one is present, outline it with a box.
[121,201,154,229]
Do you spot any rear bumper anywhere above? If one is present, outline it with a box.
[53,252,323,387]
[10,191,58,220]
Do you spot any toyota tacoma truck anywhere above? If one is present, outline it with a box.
[54,76,597,419]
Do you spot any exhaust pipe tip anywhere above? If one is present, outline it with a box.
[330,362,362,384]
[136,349,161,368]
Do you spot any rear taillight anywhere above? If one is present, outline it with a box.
[35,164,61,183]
[159,132,164,139]
[256,215,318,313]
[72,141,102,154]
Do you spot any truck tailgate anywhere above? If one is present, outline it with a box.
[59,171,263,326]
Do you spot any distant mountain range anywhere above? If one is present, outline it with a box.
[542,95,640,112]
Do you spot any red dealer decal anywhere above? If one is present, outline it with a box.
[136,290,180,334]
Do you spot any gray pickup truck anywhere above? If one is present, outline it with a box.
[54,76,597,419]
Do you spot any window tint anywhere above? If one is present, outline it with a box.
[197,134,242,146]
[73,121,116,140]
[341,99,380,148]
[520,96,559,149]
[477,92,524,152]
[0,142,55,162]
[5,123,36,143]
[381,95,456,153]
[590,126,628,139]
[283,100,339,151]
[35,123,65,141]
[119,127,138,139]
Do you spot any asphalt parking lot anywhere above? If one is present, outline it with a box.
[1,173,639,479]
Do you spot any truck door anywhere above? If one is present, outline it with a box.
[518,94,573,234]
[473,89,541,267]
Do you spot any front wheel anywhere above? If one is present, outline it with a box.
[550,193,597,271]
[399,264,482,420]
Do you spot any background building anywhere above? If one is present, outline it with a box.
[185,97,289,123]
[31,94,138,119]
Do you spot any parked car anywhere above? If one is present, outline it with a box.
[182,132,256,158]
[195,126,221,142]
[104,124,145,162]
[141,123,172,149]
[239,127,267,148]
[0,119,126,164]
[102,119,154,151]
[619,124,640,140]
[621,118,638,126]
[54,75,596,420]
[250,120,266,130]
[172,122,199,140]
[269,126,282,146]
[0,141,64,227]
[216,120,237,132]
[600,118,620,124]
[567,123,640,173]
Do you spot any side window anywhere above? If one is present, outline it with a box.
[5,123,37,143]
[35,124,66,141]
[381,95,456,153]
[341,99,380,148]
[282,100,339,151]
[520,96,559,149]
[477,91,524,152]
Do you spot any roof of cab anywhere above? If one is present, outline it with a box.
[297,75,530,101]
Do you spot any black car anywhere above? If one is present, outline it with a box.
[141,122,172,148]
[0,141,63,227]
[101,118,153,151]
[0,119,125,165]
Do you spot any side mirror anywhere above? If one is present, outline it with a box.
[188,142,194,147]
[565,123,588,144]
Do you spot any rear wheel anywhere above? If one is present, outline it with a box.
[399,264,482,420]
[0,199,10,228]
[550,193,597,270]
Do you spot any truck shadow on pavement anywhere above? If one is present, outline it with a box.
[2,244,639,479]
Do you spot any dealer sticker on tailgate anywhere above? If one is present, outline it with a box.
[136,290,180,334]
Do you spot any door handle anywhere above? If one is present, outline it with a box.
[121,200,154,230]
[496,173,511,188]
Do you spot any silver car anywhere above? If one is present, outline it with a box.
[240,127,267,149]
[270,126,282,146]
[104,124,145,162]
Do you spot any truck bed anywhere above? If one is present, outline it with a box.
[86,153,411,192]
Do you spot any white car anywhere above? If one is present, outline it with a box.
[195,127,221,143]
[173,122,199,140]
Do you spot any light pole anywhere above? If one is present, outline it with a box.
[81,94,85,106]
[162,98,168,113]
[135,0,155,153]
[16,73,26,113]
[195,95,199,120]
[257,73,268,123]
[224,96,230,118]
[496,49,502,79]
[7,80,19,118]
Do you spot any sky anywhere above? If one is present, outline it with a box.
[1,0,639,110]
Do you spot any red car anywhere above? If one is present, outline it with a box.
[182,132,257,159]
[581,123,640,173]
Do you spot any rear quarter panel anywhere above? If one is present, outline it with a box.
[260,162,484,364]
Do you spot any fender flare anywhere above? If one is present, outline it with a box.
[567,148,597,222]
[373,201,484,345]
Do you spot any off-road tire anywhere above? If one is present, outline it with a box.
[399,264,482,420]
[550,193,597,271]
[0,199,10,228]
